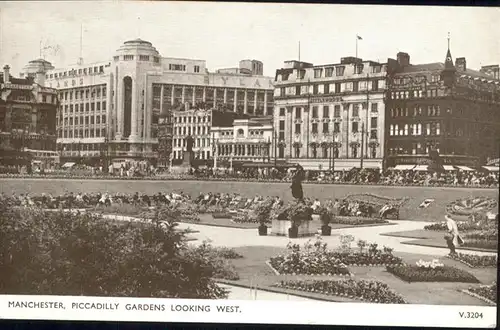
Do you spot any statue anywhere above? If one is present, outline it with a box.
[185,135,194,153]
[291,165,305,201]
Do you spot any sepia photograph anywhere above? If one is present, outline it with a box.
[0,1,498,327]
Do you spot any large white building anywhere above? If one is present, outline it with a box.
[22,39,274,166]
[272,57,388,170]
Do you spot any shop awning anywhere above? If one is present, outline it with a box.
[443,165,456,171]
[394,165,416,170]
[413,165,428,171]
[62,162,75,168]
[483,166,499,172]
[456,165,475,171]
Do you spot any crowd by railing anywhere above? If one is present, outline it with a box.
[0,164,498,188]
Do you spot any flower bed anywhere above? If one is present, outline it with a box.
[331,216,389,225]
[463,282,497,305]
[386,263,480,283]
[447,253,497,268]
[95,204,151,218]
[462,239,498,250]
[210,247,244,259]
[273,279,407,304]
[268,238,402,276]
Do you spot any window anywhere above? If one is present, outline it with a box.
[312,123,318,134]
[97,102,101,111]
[334,83,341,93]
[333,122,340,133]
[352,122,359,133]
[99,66,104,73]
[322,122,329,133]
[295,86,301,96]
[139,55,150,61]
[356,64,364,74]
[295,123,301,134]
[372,80,379,91]
[324,84,330,94]
[334,105,341,118]
[353,81,359,92]
[279,120,285,130]
[336,66,345,76]
[102,115,106,124]
[313,84,319,94]
[279,132,285,140]
[102,101,106,110]
[279,108,285,116]
[322,106,329,118]
[91,103,95,111]
[352,145,358,158]
[280,87,285,96]
[370,129,377,139]
[96,116,100,124]
[85,103,89,112]
[91,117,94,125]
[295,107,301,119]
[194,65,200,73]
[169,64,186,71]
[314,69,322,78]
[372,65,382,73]
[124,55,134,61]
[325,67,334,77]
[352,104,359,117]
[370,117,378,129]
[312,106,318,118]
[371,103,378,113]
[294,146,300,158]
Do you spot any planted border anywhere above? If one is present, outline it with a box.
[446,253,497,268]
[273,279,407,304]
[386,264,480,283]
[461,282,497,306]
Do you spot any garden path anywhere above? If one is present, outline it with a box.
[177,220,497,257]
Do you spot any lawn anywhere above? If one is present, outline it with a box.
[381,230,498,252]
[218,245,497,305]
[2,178,497,222]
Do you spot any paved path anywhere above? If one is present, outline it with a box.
[219,284,314,301]
[177,220,497,257]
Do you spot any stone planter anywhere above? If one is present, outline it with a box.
[271,218,314,237]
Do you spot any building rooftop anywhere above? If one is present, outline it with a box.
[0,73,33,85]
[398,62,496,80]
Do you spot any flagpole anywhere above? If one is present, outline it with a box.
[356,36,358,59]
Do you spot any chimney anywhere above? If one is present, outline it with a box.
[396,52,410,67]
[3,65,10,83]
[35,69,46,86]
[455,57,466,72]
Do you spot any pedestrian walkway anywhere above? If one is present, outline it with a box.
[219,284,314,301]
[177,220,496,257]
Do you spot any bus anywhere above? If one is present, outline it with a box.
[25,149,60,171]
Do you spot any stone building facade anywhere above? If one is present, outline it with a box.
[272,58,387,171]
[30,38,273,166]
[1,63,59,168]
[385,49,500,168]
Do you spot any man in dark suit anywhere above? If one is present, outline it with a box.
[291,165,305,201]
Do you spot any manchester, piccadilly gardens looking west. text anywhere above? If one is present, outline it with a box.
[0,178,497,305]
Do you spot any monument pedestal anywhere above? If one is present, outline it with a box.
[169,151,194,175]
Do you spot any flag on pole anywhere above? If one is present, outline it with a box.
[357,35,363,40]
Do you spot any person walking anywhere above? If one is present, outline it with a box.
[444,214,464,255]
[290,165,305,202]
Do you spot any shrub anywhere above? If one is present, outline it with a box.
[274,279,407,304]
[386,264,480,283]
[468,282,497,304]
[447,253,497,268]
[0,201,232,299]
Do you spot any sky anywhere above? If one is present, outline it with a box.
[1,2,499,77]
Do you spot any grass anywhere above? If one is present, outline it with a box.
[220,245,497,305]
[381,230,498,252]
[2,178,497,222]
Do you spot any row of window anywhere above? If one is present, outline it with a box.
[59,86,107,101]
[388,143,439,156]
[62,101,107,113]
[278,120,378,137]
[174,115,211,123]
[113,55,161,63]
[389,89,440,99]
[282,65,383,81]
[172,150,210,160]
[61,115,107,126]
[59,128,106,138]
[174,126,209,136]
[279,80,381,97]
[389,123,441,136]
[279,103,379,119]
[48,66,105,79]
[173,137,211,148]
[390,105,441,118]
